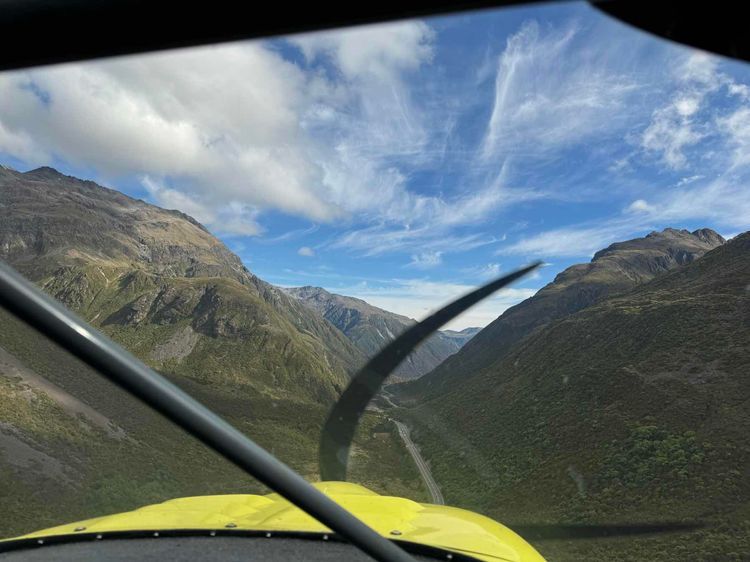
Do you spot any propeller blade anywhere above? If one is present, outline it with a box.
[319,262,542,481]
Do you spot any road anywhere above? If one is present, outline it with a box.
[393,420,445,505]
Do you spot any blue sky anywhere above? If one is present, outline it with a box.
[1,2,750,328]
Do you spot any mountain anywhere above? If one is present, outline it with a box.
[439,327,482,346]
[0,165,368,401]
[284,286,479,380]
[400,232,750,561]
[400,228,725,399]
[0,166,427,537]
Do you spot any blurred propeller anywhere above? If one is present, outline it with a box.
[319,262,542,481]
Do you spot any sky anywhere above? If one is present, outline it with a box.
[1,2,749,329]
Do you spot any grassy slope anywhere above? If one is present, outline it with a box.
[402,233,750,561]
[0,168,426,538]
[0,281,428,538]
[400,228,725,401]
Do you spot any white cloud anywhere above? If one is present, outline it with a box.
[481,20,638,161]
[261,225,319,243]
[462,262,502,280]
[408,251,442,269]
[718,106,750,169]
[498,175,750,259]
[291,21,434,82]
[141,176,263,236]
[639,52,750,170]
[0,45,335,232]
[0,21,441,238]
[290,21,437,216]
[676,52,720,87]
[675,175,703,186]
[298,246,315,257]
[641,102,704,169]
[141,176,216,225]
[626,199,655,214]
[651,177,750,229]
[674,96,700,117]
[329,175,544,257]
[498,220,647,258]
[333,226,495,258]
[338,278,538,330]
[728,83,750,101]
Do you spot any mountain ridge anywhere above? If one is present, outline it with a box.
[402,231,749,561]
[284,285,480,380]
[400,226,726,399]
[0,164,367,400]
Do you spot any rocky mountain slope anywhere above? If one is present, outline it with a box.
[285,286,479,379]
[0,165,366,401]
[400,228,725,399]
[401,232,749,561]
[0,166,426,537]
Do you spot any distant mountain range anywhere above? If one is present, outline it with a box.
[396,229,749,561]
[285,286,479,379]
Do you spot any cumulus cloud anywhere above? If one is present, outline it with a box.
[626,199,656,214]
[298,246,315,257]
[641,105,704,169]
[639,52,750,170]
[0,21,439,237]
[290,21,434,81]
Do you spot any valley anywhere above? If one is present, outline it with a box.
[1,166,748,561]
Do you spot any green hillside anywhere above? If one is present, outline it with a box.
[400,232,750,561]
[400,228,725,400]
[0,167,427,538]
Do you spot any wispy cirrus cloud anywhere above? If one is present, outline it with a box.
[333,227,495,257]
[499,174,750,259]
[480,20,639,163]
[643,177,750,228]
[462,262,502,280]
[408,251,443,269]
[497,219,650,258]
[329,173,545,256]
